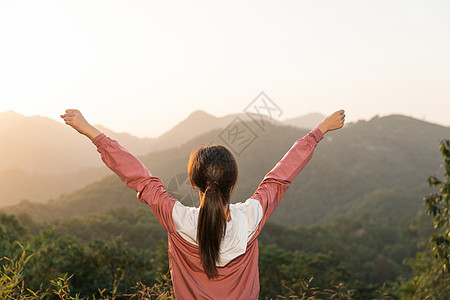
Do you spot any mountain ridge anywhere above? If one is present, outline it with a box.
[0,109,330,174]
[1,109,448,207]
[3,113,449,227]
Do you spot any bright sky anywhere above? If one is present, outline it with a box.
[0,0,449,138]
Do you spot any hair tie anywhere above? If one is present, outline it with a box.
[209,180,220,189]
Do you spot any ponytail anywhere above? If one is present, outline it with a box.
[188,145,238,279]
[197,183,227,278]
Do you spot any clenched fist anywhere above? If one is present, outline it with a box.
[60,109,101,141]
[317,110,345,135]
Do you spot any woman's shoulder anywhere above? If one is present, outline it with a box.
[230,199,263,228]
[231,198,262,211]
[172,201,199,220]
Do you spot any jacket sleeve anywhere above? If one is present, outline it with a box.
[93,133,177,233]
[250,127,324,233]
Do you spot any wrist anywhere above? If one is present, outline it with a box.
[317,124,327,135]
[84,125,101,141]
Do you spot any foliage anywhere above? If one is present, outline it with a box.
[278,277,354,300]
[258,244,355,298]
[0,203,432,299]
[49,206,166,251]
[50,274,81,300]
[423,140,450,272]
[22,230,157,298]
[126,274,174,300]
[0,212,30,258]
[394,139,450,299]
[0,246,172,300]
[401,249,450,299]
[0,243,42,300]
[259,212,431,289]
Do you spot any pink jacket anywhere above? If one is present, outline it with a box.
[92,127,323,299]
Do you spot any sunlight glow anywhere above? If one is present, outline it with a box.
[1,0,449,137]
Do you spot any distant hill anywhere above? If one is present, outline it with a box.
[0,109,325,171]
[0,110,250,204]
[0,167,110,206]
[0,111,155,205]
[0,111,101,173]
[0,111,222,204]
[0,110,255,173]
[95,125,155,155]
[0,109,322,174]
[283,112,326,129]
[150,110,255,151]
[0,109,312,205]
[4,114,449,227]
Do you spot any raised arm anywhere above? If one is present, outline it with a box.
[251,110,345,229]
[61,109,150,190]
[60,109,177,232]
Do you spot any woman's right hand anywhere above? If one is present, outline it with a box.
[60,109,101,141]
[317,110,346,135]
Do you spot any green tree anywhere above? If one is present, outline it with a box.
[0,212,30,258]
[398,140,450,299]
[402,250,450,299]
[424,140,450,272]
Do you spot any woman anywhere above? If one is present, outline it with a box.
[60,109,345,299]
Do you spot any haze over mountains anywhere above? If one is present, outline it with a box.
[3,112,449,227]
[0,110,324,205]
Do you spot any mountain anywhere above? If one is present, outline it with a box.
[0,111,159,205]
[95,125,156,155]
[0,110,243,205]
[0,166,110,206]
[0,111,107,173]
[0,109,317,175]
[283,112,326,129]
[152,110,261,150]
[148,110,325,149]
[0,110,258,174]
[0,109,262,205]
[4,114,449,227]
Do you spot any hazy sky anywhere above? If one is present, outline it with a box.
[1,0,449,138]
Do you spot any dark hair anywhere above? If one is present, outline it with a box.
[188,145,238,278]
